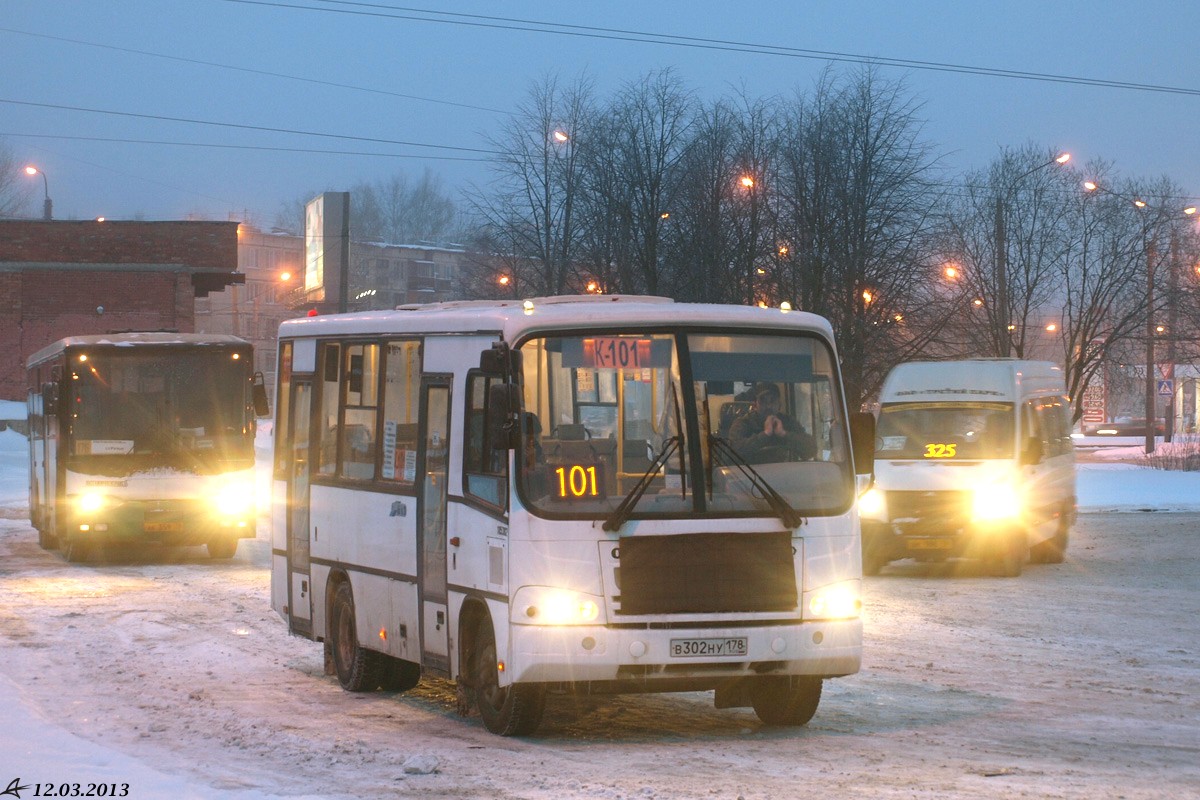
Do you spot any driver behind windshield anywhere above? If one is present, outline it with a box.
[729,382,817,464]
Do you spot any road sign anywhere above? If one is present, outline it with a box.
[1158,379,1174,397]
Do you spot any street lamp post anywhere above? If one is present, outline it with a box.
[993,153,1070,356]
[1085,183,1197,453]
[24,165,52,221]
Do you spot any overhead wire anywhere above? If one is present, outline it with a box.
[229,0,1200,98]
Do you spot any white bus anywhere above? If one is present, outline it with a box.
[270,295,874,735]
[27,333,269,562]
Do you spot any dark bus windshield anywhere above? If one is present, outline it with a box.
[67,348,254,470]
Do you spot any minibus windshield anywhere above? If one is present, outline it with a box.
[876,401,1015,460]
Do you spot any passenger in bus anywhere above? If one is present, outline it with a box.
[729,382,817,464]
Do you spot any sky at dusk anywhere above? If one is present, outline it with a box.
[4,1,1199,226]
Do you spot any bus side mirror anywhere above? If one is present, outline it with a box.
[487,383,520,450]
[42,382,59,416]
[849,412,875,475]
[480,342,522,378]
[1020,437,1043,465]
[251,372,271,417]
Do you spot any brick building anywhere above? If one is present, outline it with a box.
[0,220,243,400]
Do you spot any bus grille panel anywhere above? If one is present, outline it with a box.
[617,531,797,615]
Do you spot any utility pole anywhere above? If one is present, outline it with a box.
[1165,229,1180,442]
[1144,239,1157,455]
[994,197,1009,357]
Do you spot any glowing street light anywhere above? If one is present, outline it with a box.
[943,264,959,280]
[498,275,510,286]
[24,165,52,220]
[552,129,570,143]
[739,175,755,189]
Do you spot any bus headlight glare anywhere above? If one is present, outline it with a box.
[858,487,885,519]
[807,582,861,619]
[971,483,1020,521]
[215,484,254,517]
[78,492,106,513]
[513,586,602,625]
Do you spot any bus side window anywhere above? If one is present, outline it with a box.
[341,344,381,480]
[379,340,421,486]
[463,371,507,509]
[318,343,340,476]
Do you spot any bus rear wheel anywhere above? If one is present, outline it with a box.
[329,581,383,692]
[751,676,822,726]
[473,618,545,736]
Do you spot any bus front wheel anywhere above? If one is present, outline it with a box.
[751,676,822,726]
[472,618,545,736]
[64,536,90,564]
[329,581,383,692]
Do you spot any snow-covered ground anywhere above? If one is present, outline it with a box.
[1,404,1198,798]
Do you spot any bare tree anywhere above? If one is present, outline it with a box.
[661,98,743,303]
[1055,166,1159,423]
[774,67,946,408]
[0,140,34,219]
[941,144,1077,358]
[352,170,463,244]
[468,73,595,296]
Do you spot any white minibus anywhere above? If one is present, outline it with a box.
[270,295,874,735]
[860,358,1075,576]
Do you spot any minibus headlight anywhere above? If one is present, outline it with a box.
[858,487,886,519]
[513,586,603,625]
[806,581,861,620]
[971,482,1020,521]
[78,492,107,513]
[215,484,254,517]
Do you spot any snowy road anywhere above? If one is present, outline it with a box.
[1,509,1197,799]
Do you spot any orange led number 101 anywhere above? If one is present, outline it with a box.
[555,465,600,498]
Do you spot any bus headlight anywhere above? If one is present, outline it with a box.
[971,482,1020,522]
[78,492,107,513]
[858,487,886,520]
[513,586,603,625]
[215,484,254,518]
[806,581,861,620]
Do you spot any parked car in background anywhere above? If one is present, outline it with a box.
[1082,417,1166,436]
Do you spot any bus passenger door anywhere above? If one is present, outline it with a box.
[287,380,314,637]
[418,377,452,672]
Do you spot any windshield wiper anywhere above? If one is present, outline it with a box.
[602,436,681,532]
[708,435,804,530]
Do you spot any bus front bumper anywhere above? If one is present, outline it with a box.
[65,498,256,545]
[505,618,861,687]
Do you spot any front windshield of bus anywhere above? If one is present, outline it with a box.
[516,330,853,520]
[876,402,1015,460]
[67,348,254,470]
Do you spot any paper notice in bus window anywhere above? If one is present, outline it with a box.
[403,450,417,483]
[81,440,134,455]
[382,420,398,479]
[576,369,595,393]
